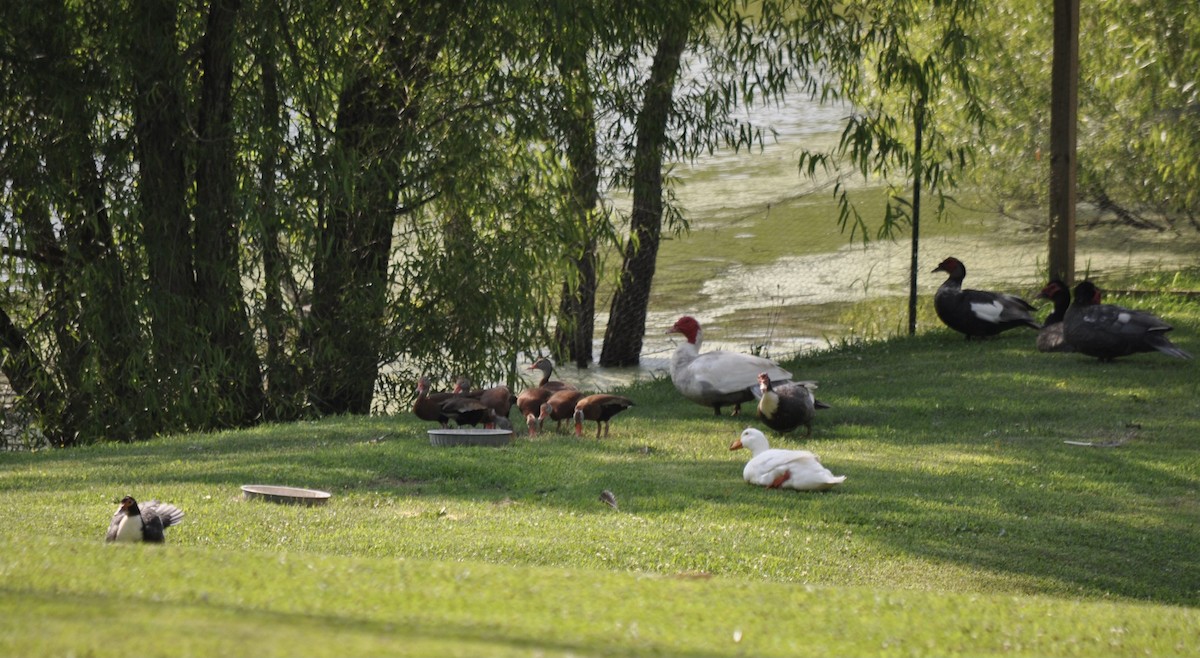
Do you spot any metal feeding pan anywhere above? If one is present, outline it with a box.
[241,484,332,506]
[428,428,513,447]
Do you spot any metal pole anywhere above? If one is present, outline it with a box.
[909,97,925,336]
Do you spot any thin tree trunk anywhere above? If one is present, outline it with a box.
[0,306,67,446]
[253,9,300,420]
[600,15,690,366]
[553,34,600,368]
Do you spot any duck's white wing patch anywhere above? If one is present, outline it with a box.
[969,300,1005,324]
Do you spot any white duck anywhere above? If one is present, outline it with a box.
[729,428,845,491]
[667,316,792,416]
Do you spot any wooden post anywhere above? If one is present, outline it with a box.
[1048,0,1079,284]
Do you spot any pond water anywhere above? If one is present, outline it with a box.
[551,93,1200,392]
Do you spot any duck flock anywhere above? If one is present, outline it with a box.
[107,256,1192,541]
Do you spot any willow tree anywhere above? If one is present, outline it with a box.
[972,0,1200,230]
[596,0,989,364]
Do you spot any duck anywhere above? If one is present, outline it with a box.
[572,394,635,438]
[932,257,1040,339]
[1035,279,1074,353]
[754,372,821,437]
[528,357,575,392]
[516,386,554,436]
[106,495,185,543]
[412,376,455,427]
[438,394,493,428]
[729,428,845,491]
[1063,280,1192,361]
[538,389,585,434]
[667,316,792,416]
[454,377,516,421]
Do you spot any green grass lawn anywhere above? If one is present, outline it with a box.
[2,283,1199,656]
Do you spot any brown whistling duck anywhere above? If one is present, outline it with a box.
[516,386,554,437]
[538,389,585,434]
[528,357,575,392]
[413,376,455,427]
[572,394,635,438]
[454,377,516,424]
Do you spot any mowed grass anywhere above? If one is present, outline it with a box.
[1,281,1199,656]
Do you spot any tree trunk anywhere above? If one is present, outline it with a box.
[309,7,454,414]
[253,8,302,420]
[15,0,144,442]
[553,34,600,368]
[600,15,691,366]
[0,306,67,446]
[194,0,265,425]
[129,0,196,414]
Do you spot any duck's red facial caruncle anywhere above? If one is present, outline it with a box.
[932,257,963,275]
[667,316,701,344]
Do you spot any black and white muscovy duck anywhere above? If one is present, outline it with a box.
[667,316,792,416]
[106,495,184,543]
[1035,279,1074,353]
[753,372,825,437]
[572,394,635,438]
[932,257,1040,339]
[1062,280,1192,361]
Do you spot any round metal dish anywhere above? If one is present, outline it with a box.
[428,428,514,447]
[241,484,332,506]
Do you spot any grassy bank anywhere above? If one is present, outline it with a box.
[1,282,1198,656]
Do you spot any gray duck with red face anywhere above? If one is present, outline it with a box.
[1063,280,1192,361]
[932,257,1040,339]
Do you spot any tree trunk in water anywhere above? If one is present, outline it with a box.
[553,35,600,368]
[600,16,690,366]
[194,0,265,425]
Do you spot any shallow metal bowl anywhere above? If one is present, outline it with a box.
[241,484,332,506]
[428,428,513,447]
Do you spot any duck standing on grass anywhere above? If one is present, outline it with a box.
[729,428,844,491]
[667,316,792,416]
[573,394,635,438]
[932,257,1040,339]
[754,372,824,437]
[106,496,184,543]
[1063,280,1192,361]
[1035,279,1075,353]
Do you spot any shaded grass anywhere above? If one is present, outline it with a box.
[1,278,1199,656]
